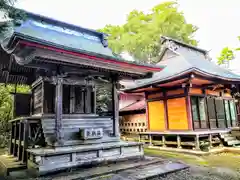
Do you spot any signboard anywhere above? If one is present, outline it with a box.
[79,128,103,140]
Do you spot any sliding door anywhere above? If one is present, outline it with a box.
[215,99,226,128]
[206,98,217,129]
[191,96,207,129]
[224,100,237,127]
[224,100,231,127]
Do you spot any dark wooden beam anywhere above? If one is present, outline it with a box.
[22,120,29,163]
[185,86,193,130]
[193,73,240,85]
[112,76,120,137]
[8,122,13,155]
[92,86,96,114]
[163,90,169,130]
[54,77,64,146]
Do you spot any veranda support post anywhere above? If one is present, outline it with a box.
[195,135,200,150]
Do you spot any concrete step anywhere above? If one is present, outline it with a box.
[223,136,236,141]
[227,140,240,146]
[220,133,232,138]
[0,155,27,176]
[42,157,188,180]
[114,161,188,180]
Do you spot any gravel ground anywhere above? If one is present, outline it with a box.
[156,166,240,180]
[88,165,240,180]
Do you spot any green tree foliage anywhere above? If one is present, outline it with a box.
[217,47,234,65]
[0,84,30,147]
[0,0,25,35]
[0,1,29,146]
[218,36,240,65]
[99,1,198,63]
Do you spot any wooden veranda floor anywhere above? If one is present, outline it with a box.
[140,129,231,136]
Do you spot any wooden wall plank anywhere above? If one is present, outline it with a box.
[166,89,184,96]
[148,92,163,99]
[189,88,202,95]
[206,90,220,96]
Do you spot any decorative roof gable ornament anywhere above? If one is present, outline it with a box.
[165,40,180,52]
[101,34,108,47]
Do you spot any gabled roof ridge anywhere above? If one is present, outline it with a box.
[14,8,107,38]
[161,36,208,54]
[157,46,193,68]
[137,66,195,87]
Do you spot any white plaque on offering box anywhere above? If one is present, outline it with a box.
[80,128,103,140]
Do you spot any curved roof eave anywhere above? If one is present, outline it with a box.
[125,67,240,92]
[1,33,165,73]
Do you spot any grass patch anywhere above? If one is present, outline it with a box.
[144,148,240,170]
[144,148,209,166]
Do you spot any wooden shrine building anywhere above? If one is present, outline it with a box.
[0,11,163,175]
[125,36,240,150]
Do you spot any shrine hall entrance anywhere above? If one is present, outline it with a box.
[43,82,96,115]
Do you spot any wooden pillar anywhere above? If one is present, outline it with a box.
[162,135,166,147]
[17,121,22,161]
[8,122,13,155]
[55,77,64,146]
[138,134,141,142]
[22,120,29,163]
[13,121,17,156]
[41,81,44,114]
[177,135,182,148]
[195,135,200,150]
[112,78,120,137]
[149,134,152,146]
[163,91,169,130]
[209,134,213,149]
[92,85,96,114]
[86,86,92,114]
[213,99,219,128]
[145,92,150,130]
[70,86,75,113]
[185,86,193,130]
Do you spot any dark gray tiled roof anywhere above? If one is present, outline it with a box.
[2,10,163,70]
[131,48,240,89]
[14,19,115,58]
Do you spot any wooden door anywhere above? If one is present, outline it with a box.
[148,101,166,131]
[224,100,231,127]
[206,98,217,129]
[215,99,226,128]
[167,98,189,130]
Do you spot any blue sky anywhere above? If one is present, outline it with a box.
[16,0,240,62]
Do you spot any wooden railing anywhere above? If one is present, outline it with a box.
[8,117,43,163]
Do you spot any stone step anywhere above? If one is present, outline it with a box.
[0,155,27,176]
[45,157,188,180]
[89,161,188,180]
[223,136,236,141]
[220,133,232,138]
[50,157,162,180]
[227,140,240,146]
